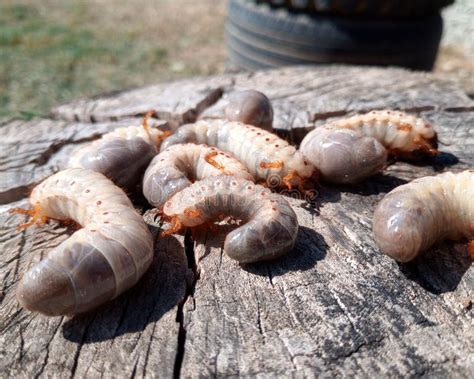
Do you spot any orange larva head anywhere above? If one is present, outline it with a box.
[403,133,439,161]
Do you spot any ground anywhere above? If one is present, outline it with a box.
[0,0,472,119]
[0,0,227,118]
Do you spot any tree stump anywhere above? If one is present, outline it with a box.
[1,66,472,378]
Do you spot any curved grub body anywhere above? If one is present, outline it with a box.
[69,125,166,189]
[161,119,315,188]
[163,176,299,263]
[373,170,474,262]
[300,110,437,184]
[224,90,273,131]
[16,168,153,316]
[143,143,253,209]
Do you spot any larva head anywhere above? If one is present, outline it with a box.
[17,260,76,316]
[300,128,387,184]
[372,192,424,262]
[386,111,438,157]
[400,113,438,157]
[225,90,273,131]
[143,163,192,209]
[285,151,318,184]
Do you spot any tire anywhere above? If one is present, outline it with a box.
[226,0,443,71]
[258,0,454,18]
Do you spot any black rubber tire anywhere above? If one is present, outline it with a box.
[226,0,443,71]
[258,0,454,19]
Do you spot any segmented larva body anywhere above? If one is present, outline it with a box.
[69,124,166,189]
[373,170,474,262]
[15,168,153,316]
[224,90,274,131]
[163,176,298,263]
[300,110,437,184]
[143,143,253,209]
[161,120,316,188]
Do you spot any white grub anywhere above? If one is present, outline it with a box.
[69,113,168,189]
[161,119,316,189]
[373,170,474,262]
[224,89,274,131]
[300,110,437,184]
[163,176,298,263]
[143,143,253,209]
[12,168,153,316]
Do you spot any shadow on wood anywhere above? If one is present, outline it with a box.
[330,173,409,197]
[402,151,460,171]
[192,223,327,277]
[243,226,329,278]
[399,242,472,295]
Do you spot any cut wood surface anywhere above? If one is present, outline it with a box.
[0,66,472,378]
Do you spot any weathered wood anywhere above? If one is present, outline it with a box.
[0,65,473,378]
[51,76,231,124]
[52,65,473,143]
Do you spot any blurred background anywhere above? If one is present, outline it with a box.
[0,0,472,119]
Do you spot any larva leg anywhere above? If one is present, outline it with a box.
[161,208,203,237]
[204,151,227,173]
[282,170,304,190]
[142,109,156,140]
[260,161,284,169]
[9,203,49,230]
[160,216,183,237]
[142,111,172,147]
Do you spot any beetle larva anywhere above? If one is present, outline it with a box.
[160,119,316,189]
[224,90,274,131]
[68,112,168,189]
[300,110,438,184]
[373,170,474,262]
[11,168,154,316]
[143,143,253,209]
[162,176,298,263]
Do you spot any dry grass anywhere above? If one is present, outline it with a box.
[0,0,227,118]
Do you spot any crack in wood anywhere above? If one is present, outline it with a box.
[34,318,63,379]
[173,232,199,379]
[70,315,96,378]
[30,134,104,167]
